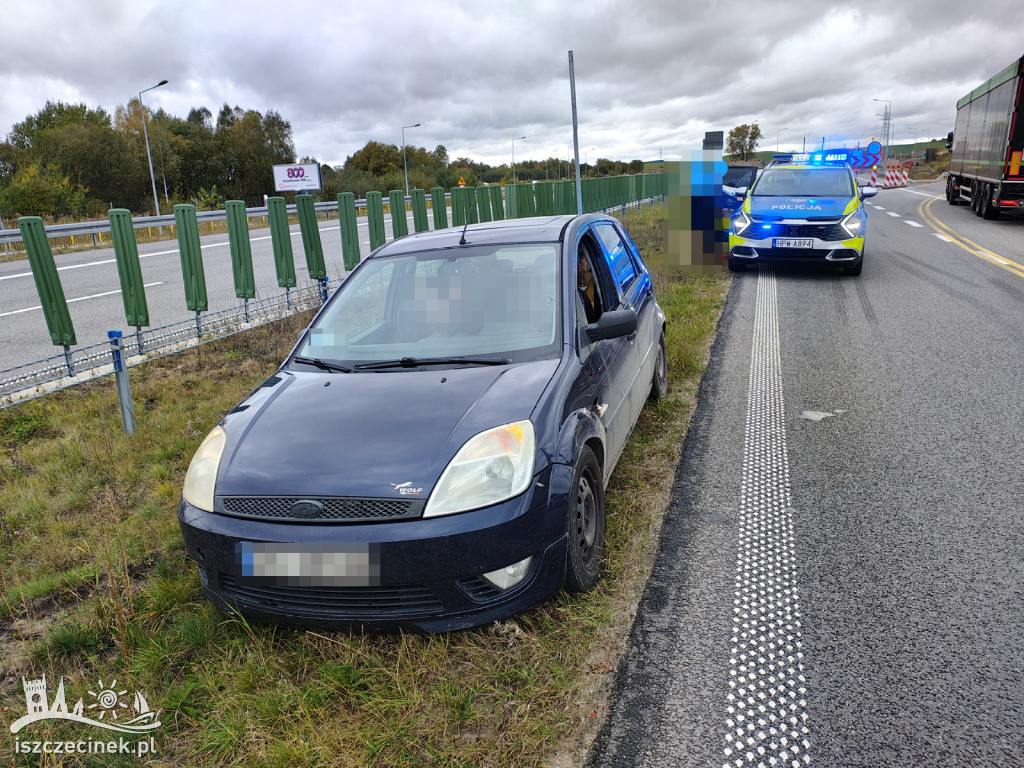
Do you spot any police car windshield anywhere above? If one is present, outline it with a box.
[752,167,854,198]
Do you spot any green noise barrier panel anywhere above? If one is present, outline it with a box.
[489,185,505,220]
[296,194,327,280]
[267,196,296,288]
[18,216,76,347]
[411,189,429,232]
[476,186,492,222]
[337,193,361,270]
[366,192,386,250]
[431,187,448,229]
[225,201,256,299]
[388,190,409,239]
[107,209,150,327]
[173,204,208,312]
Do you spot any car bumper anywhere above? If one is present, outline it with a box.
[178,463,572,632]
[729,234,865,264]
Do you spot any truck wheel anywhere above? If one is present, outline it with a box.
[972,182,984,216]
[946,177,958,205]
[981,184,1000,220]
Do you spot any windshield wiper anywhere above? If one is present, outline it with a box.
[291,356,353,373]
[352,356,510,371]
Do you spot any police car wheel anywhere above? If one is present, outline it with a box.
[727,258,746,272]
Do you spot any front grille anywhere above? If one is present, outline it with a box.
[219,574,443,617]
[749,216,846,241]
[216,496,423,523]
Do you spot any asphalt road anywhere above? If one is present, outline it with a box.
[589,181,1024,767]
[0,209,426,370]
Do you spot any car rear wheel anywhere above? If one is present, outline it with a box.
[564,446,605,594]
[648,332,668,402]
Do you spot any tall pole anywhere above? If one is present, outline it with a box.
[139,80,168,216]
[874,98,891,167]
[402,123,420,197]
[777,127,788,152]
[511,136,526,183]
[569,51,583,214]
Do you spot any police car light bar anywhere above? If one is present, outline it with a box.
[773,152,850,166]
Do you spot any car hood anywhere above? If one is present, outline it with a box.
[747,195,852,218]
[214,360,560,499]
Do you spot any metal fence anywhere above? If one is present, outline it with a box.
[0,285,322,408]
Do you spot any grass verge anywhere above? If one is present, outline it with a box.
[0,205,729,767]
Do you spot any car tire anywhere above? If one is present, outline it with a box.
[727,258,746,272]
[564,446,605,594]
[845,260,863,276]
[648,331,668,402]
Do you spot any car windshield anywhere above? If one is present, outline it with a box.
[296,243,561,366]
[752,167,854,198]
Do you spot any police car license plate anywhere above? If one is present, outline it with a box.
[773,238,814,249]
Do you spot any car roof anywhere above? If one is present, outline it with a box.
[368,214,611,257]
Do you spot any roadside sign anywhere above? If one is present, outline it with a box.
[272,163,323,192]
[458,176,466,187]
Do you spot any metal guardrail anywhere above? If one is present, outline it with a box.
[0,198,377,247]
[0,285,323,408]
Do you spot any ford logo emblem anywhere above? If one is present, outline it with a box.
[290,500,323,519]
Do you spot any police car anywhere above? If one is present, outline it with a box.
[728,153,877,275]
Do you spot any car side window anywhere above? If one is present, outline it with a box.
[593,223,637,293]
[576,234,609,325]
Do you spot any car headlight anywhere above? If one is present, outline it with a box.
[732,210,752,237]
[424,420,535,518]
[841,210,864,238]
[182,426,227,512]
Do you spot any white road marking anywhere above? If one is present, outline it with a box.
[0,282,165,318]
[723,267,810,768]
[892,188,943,199]
[932,233,953,243]
[886,211,901,217]
[904,221,924,227]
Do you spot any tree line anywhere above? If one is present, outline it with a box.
[0,100,647,222]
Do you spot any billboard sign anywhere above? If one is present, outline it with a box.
[272,163,322,192]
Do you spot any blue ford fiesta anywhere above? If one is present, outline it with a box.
[178,213,667,632]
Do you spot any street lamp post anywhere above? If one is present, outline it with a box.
[401,123,420,197]
[139,79,168,216]
[777,127,788,152]
[873,98,892,165]
[511,136,526,183]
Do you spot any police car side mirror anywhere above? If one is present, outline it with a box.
[735,186,748,201]
[859,186,878,200]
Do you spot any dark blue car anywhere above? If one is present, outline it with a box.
[179,213,667,632]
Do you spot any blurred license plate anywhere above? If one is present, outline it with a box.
[773,238,814,249]
[235,542,380,587]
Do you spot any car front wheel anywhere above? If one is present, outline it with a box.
[564,446,605,594]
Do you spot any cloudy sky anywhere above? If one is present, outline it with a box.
[3,0,1023,168]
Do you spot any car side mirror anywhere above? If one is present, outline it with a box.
[734,186,748,200]
[859,186,878,199]
[586,308,638,342]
